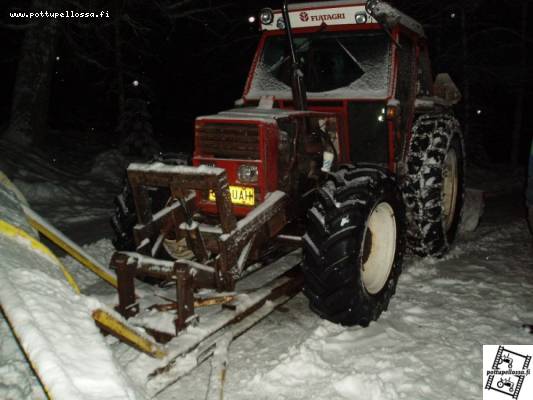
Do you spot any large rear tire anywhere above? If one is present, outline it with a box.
[403,114,465,257]
[302,167,406,327]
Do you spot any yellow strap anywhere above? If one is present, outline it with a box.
[92,309,166,359]
[0,171,116,289]
[24,208,118,289]
[0,219,80,294]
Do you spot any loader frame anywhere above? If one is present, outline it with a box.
[112,163,294,337]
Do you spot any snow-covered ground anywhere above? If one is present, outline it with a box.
[1,141,532,400]
[162,216,532,400]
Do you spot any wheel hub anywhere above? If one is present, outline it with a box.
[362,230,373,265]
[443,147,458,231]
[361,202,396,295]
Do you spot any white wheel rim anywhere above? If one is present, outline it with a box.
[443,147,458,231]
[361,202,397,295]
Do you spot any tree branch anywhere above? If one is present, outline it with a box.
[169,4,231,19]
[0,23,38,30]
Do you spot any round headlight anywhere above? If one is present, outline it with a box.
[260,8,274,25]
[355,12,368,24]
[276,17,286,30]
[238,165,259,183]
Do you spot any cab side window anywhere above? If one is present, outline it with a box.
[417,45,433,97]
[395,34,416,135]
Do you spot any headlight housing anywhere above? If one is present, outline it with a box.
[238,164,259,183]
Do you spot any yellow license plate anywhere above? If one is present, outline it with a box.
[209,186,255,206]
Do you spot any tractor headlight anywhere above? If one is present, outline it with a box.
[238,164,259,183]
[276,17,286,30]
[260,8,274,25]
[355,12,368,24]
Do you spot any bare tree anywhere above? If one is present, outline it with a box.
[4,0,58,146]
[2,0,237,147]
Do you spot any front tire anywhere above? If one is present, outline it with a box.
[302,167,406,327]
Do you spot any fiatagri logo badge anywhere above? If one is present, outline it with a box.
[298,10,346,23]
[483,345,532,399]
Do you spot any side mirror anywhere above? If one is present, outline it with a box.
[434,73,462,105]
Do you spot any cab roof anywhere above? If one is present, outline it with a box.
[261,0,425,38]
[288,0,368,10]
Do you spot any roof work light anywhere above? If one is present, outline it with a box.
[260,8,274,25]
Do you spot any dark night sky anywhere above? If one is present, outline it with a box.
[1,0,532,164]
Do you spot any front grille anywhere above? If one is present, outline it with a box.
[197,123,260,160]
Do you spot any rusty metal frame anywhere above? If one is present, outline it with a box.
[113,163,290,336]
[128,163,236,233]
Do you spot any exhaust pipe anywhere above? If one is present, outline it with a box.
[281,0,307,111]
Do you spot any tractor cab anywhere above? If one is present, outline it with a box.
[192,0,431,218]
[242,0,430,171]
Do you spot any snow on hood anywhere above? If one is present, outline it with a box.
[197,107,327,124]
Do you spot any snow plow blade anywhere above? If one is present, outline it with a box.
[0,173,147,399]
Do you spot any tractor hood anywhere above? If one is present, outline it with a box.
[193,106,337,217]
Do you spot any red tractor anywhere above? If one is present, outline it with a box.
[111,0,464,332]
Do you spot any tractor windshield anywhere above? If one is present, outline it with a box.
[248,30,391,99]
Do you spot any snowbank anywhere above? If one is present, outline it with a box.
[0,177,145,400]
[0,140,126,230]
